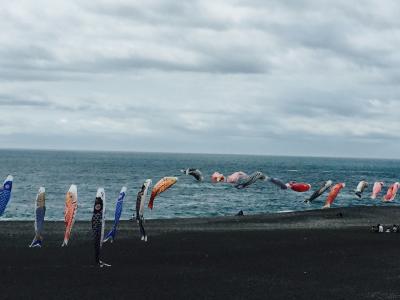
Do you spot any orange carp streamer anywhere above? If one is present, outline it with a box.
[148,177,177,209]
[323,183,345,209]
[62,185,78,246]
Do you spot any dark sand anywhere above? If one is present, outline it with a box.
[1,206,400,299]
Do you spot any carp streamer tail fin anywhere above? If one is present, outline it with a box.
[103,228,116,243]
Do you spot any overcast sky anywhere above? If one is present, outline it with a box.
[1,1,400,158]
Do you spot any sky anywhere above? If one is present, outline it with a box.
[1,0,400,158]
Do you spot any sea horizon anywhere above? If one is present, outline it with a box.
[0,147,399,161]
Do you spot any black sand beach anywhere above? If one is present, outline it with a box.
[1,206,400,299]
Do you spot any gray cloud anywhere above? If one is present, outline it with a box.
[0,1,399,157]
[0,94,51,107]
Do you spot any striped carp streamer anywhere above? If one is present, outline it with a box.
[136,179,152,241]
[181,168,203,181]
[61,185,78,247]
[148,177,177,209]
[104,187,127,243]
[0,175,13,216]
[92,188,109,267]
[29,187,46,248]
[305,180,332,203]
[235,171,266,189]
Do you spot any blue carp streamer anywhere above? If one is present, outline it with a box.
[104,187,127,243]
[0,175,13,216]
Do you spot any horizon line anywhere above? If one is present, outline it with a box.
[0,146,398,161]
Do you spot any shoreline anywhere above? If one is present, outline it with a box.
[1,206,399,231]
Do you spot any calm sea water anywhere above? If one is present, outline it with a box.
[0,150,399,221]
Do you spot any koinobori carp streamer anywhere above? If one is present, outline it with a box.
[61,185,78,247]
[29,187,46,248]
[136,179,152,241]
[305,180,332,203]
[323,183,346,209]
[148,177,177,209]
[104,187,127,243]
[226,172,248,184]
[383,182,400,202]
[0,175,13,216]
[181,168,203,181]
[91,188,109,267]
[235,172,266,189]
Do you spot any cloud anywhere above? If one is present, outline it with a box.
[0,1,400,157]
[0,93,51,107]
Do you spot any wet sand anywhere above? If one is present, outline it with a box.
[1,206,400,299]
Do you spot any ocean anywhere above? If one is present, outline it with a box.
[0,149,399,221]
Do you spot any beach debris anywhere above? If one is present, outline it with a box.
[226,171,248,184]
[136,179,152,242]
[267,177,288,190]
[371,224,399,233]
[61,184,78,247]
[336,212,343,218]
[383,182,400,202]
[148,177,178,209]
[235,171,266,189]
[236,210,244,216]
[287,181,311,193]
[211,172,225,183]
[355,180,368,198]
[305,180,332,203]
[181,168,203,182]
[91,188,109,267]
[371,182,384,199]
[0,175,13,216]
[322,183,345,209]
[104,187,127,243]
[29,187,46,248]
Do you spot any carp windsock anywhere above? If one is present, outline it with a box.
[92,188,109,267]
[305,180,332,203]
[323,183,345,209]
[226,172,248,184]
[148,177,177,209]
[211,172,225,183]
[267,177,288,190]
[235,171,266,189]
[383,182,400,202]
[137,179,152,219]
[104,187,127,243]
[371,182,384,199]
[286,181,311,192]
[355,180,368,198]
[181,168,203,181]
[136,179,152,241]
[61,185,78,247]
[0,175,13,216]
[29,187,46,248]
